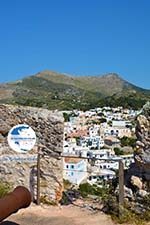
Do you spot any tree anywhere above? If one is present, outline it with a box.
[120,136,136,148]
[63,113,70,122]
[114,147,124,156]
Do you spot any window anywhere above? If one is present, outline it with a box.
[71,172,74,176]
[66,165,69,169]
[71,165,74,169]
[111,130,114,135]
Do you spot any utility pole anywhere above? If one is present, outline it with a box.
[37,147,41,205]
[119,160,124,217]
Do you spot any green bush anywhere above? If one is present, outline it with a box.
[63,179,72,190]
[59,191,72,205]
[0,180,12,198]
[141,209,150,222]
[120,136,136,148]
[40,195,57,205]
[116,209,143,225]
[104,192,150,225]
[78,182,112,199]
[141,193,150,207]
[79,183,99,197]
[114,147,124,156]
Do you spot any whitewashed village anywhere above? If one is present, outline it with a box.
[63,106,139,187]
[1,102,150,225]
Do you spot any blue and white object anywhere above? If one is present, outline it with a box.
[8,124,36,153]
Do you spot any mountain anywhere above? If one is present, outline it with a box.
[36,70,149,96]
[0,70,150,110]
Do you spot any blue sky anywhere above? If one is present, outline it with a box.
[0,0,150,89]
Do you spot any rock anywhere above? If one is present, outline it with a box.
[115,102,150,213]
[115,185,134,200]
[124,186,134,200]
[0,104,64,204]
[131,202,146,214]
[134,102,150,181]
[136,189,147,199]
[130,175,143,190]
[0,119,11,136]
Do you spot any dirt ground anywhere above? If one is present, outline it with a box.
[1,203,115,225]
[2,202,150,225]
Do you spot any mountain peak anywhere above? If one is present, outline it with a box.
[0,70,149,110]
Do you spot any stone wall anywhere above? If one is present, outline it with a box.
[0,104,64,204]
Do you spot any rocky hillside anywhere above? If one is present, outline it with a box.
[0,70,150,110]
[112,102,150,216]
[33,70,150,96]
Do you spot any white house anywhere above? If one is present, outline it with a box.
[120,154,134,169]
[73,146,89,157]
[63,157,87,185]
[88,169,116,185]
[85,111,96,117]
[80,136,104,149]
[87,149,115,160]
[97,161,118,170]
[88,125,100,137]
[112,120,132,127]
[104,126,131,138]
[104,112,122,121]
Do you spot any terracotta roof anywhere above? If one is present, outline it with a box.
[104,136,118,141]
[64,157,83,163]
[67,130,88,138]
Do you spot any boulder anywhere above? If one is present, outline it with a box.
[130,175,143,190]
[115,185,134,200]
[136,189,148,199]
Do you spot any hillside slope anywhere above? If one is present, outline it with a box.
[0,70,149,110]
[36,70,150,96]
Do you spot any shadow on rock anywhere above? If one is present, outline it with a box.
[0,221,20,225]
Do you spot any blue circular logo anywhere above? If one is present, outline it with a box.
[7,124,36,153]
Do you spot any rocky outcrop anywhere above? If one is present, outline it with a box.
[0,104,64,204]
[124,102,150,186]
[119,102,150,213]
[130,176,143,190]
[134,101,150,181]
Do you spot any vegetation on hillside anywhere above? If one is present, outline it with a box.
[120,136,136,148]
[0,70,149,110]
[61,178,150,225]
